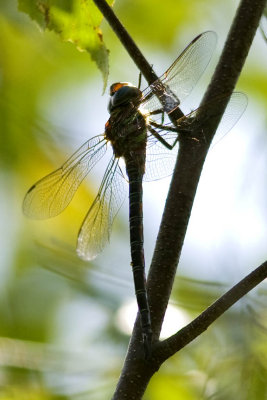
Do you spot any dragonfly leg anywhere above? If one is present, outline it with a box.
[148,125,177,150]
[150,120,178,132]
[138,72,142,89]
[148,108,165,124]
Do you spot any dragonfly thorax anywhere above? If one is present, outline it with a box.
[108,82,142,113]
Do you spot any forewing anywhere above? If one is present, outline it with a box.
[23,135,107,219]
[77,158,126,261]
[142,31,217,115]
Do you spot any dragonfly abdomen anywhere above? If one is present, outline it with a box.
[126,158,152,357]
[105,85,152,356]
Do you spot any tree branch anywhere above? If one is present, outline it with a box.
[93,0,267,399]
[93,0,184,121]
[147,0,266,341]
[93,0,159,84]
[154,261,267,364]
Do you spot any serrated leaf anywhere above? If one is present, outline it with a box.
[18,0,113,90]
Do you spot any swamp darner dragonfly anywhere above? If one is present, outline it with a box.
[23,31,247,357]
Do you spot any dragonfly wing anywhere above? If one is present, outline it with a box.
[177,92,248,144]
[144,130,178,181]
[77,158,126,261]
[144,92,247,181]
[142,31,217,114]
[211,92,248,145]
[23,135,107,219]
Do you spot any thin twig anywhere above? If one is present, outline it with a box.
[93,0,184,121]
[154,261,267,364]
[93,0,158,84]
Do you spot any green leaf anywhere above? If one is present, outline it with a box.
[18,0,113,90]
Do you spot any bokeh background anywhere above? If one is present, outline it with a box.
[0,0,267,399]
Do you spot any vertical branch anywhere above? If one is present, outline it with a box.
[93,0,266,399]
[147,0,267,339]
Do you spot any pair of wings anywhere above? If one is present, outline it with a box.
[23,31,247,260]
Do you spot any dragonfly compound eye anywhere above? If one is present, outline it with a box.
[108,84,142,113]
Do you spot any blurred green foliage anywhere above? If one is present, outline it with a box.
[0,0,267,399]
[18,0,113,89]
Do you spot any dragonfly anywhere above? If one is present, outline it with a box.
[23,31,247,358]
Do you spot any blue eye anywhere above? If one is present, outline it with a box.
[108,84,142,112]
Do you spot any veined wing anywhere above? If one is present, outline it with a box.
[210,92,248,145]
[77,157,126,261]
[144,92,248,181]
[142,31,217,115]
[177,92,248,145]
[23,135,107,219]
[144,133,178,181]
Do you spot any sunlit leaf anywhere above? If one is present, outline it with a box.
[18,0,114,89]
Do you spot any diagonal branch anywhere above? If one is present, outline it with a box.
[93,0,159,84]
[154,261,267,364]
[93,0,184,122]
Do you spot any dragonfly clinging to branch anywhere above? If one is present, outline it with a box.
[23,31,247,358]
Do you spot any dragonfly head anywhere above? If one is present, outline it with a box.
[108,82,142,113]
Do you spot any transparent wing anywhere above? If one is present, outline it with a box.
[77,158,126,261]
[211,92,248,145]
[23,135,107,219]
[144,92,248,181]
[177,92,248,145]
[144,130,178,181]
[141,31,217,115]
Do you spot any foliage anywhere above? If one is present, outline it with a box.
[0,0,266,399]
[18,0,113,89]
